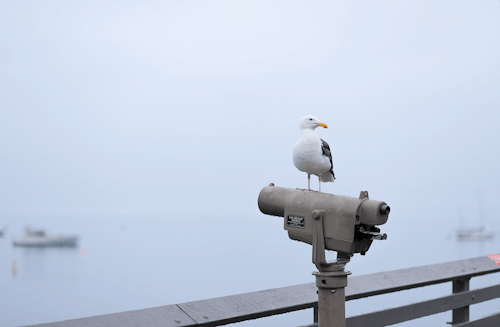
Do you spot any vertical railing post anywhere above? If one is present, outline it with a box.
[451,277,470,325]
[313,303,319,324]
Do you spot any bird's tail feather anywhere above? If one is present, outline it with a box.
[320,171,335,183]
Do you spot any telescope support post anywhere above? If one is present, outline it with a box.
[311,209,351,327]
[313,270,349,327]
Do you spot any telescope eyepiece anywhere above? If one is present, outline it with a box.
[380,204,390,215]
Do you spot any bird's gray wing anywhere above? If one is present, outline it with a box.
[320,139,336,180]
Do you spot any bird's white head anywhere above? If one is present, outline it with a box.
[299,115,328,131]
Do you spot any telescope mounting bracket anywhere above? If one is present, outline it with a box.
[312,209,352,272]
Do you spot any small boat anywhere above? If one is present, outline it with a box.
[13,228,78,247]
[456,194,494,241]
[456,227,494,241]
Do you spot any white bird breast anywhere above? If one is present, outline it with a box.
[293,136,331,175]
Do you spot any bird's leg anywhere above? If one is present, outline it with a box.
[318,176,321,193]
[308,174,311,191]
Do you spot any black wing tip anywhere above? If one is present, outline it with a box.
[320,138,334,179]
[320,138,330,148]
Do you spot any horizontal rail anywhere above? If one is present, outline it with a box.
[344,255,500,301]
[346,284,500,327]
[28,255,500,327]
[454,311,500,327]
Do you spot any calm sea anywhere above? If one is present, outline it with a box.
[1,214,499,327]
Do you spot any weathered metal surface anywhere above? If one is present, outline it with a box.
[346,284,500,327]
[317,287,346,327]
[26,305,196,327]
[453,311,500,327]
[314,271,350,327]
[177,283,316,326]
[451,277,470,325]
[25,255,500,327]
[258,185,389,256]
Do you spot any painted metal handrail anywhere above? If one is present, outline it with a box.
[29,254,500,327]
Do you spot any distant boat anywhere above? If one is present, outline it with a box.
[13,228,78,247]
[456,192,495,241]
[456,226,494,241]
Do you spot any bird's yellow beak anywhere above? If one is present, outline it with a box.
[317,122,328,128]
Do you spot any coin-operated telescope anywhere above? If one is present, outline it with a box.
[258,183,391,327]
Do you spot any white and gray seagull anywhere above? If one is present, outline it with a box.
[293,115,335,192]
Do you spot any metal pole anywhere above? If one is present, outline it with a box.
[313,271,349,327]
[310,209,351,327]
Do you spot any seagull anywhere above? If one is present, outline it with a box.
[293,115,335,192]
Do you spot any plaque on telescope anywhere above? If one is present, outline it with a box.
[287,215,305,229]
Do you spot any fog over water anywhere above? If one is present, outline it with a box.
[1,1,500,326]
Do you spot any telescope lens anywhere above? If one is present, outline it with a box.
[380,204,390,215]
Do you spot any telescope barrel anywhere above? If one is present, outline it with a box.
[257,184,292,217]
[258,184,389,226]
[258,183,390,256]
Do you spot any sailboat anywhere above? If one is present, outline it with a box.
[456,226,493,241]
[456,192,494,241]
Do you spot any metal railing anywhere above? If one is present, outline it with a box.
[30,254,500,327]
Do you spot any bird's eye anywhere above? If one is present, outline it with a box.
[309,118,313,121]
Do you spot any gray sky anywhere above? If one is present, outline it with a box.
[1,1,499,227]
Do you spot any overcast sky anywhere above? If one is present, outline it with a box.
[1,1,499,228]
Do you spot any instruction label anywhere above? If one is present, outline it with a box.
[287,215,305,229]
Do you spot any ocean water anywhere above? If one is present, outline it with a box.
[1,214,499,327]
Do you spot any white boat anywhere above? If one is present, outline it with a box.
[456,227,494,241]
[13,228,78,247]
[456,194,494,241]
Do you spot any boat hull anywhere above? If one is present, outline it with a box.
[13,236,78,247]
